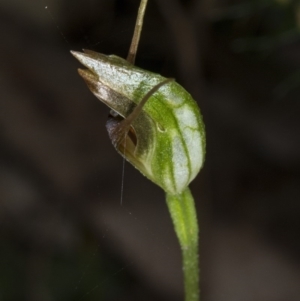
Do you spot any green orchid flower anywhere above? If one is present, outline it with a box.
[71,50,205,195]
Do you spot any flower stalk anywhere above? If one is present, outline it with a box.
[166,188,200,301]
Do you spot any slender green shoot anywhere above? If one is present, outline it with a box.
[166,188,200,301]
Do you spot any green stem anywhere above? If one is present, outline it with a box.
[166,187,200,301]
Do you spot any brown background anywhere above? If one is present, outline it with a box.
[0,0,300,300]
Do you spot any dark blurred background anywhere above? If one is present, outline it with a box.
[1,0,300,300]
